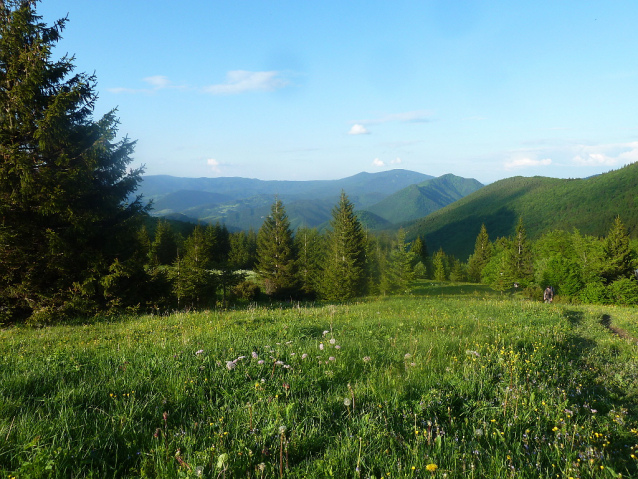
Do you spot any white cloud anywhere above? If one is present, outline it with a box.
[108,75,185,94]
[204,70,288,94]
[143,75,172,89]
[207,158,222,174]
[354,110,433,126]
[372,158,385,167]
[504,157,552,169]
[390,157,402,165]
[573,142,638,166]
[348,124,369,135]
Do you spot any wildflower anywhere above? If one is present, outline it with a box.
[329,338,336,344]
[344,398,351,406]
[237,356,246,360]
[426,463,438,472]
[363,356,371,362]
[275,360,284,365]
[335,345,341,349]
[252,351,259,359]
[195,349,204,355]
[329,356,335,361]
[279,425,287,434]
[404,353,412,359]
[258,360,265,365]
[319,343,324,350]
[302,353,308,359]
[323,330,329,336]
[226,361,236,370]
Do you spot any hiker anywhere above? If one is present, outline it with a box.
[543,286,554,303]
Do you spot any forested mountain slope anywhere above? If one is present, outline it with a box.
[365,174,483,223]
[406,163,638,259]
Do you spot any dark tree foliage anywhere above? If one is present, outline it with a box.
[150,220,178,266]
[0,1,147,322]
[321,191,368,300]
[256,198,298,298]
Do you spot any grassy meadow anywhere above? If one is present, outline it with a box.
[2,282,638,478]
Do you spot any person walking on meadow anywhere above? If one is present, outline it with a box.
[543,286,554,303]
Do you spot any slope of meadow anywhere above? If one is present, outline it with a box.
[1,284,638,478]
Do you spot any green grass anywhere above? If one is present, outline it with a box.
[2,282,638,478]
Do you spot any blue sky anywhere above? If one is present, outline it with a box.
[39,1,638,184]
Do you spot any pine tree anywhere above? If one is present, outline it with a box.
[380,228,415,294]
[294,226,324,298]
[150,220,178,266]
[172,225,216,309]
[433,249,448,281]
[601,217,636,283]
[506,217,534,286]
[256,198,298,298]
[0,1,147,322]
[321,191,368,300]
[467,224,492,283]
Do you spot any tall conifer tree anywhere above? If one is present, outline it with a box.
[467,224,492,283]
[0,1,146,321]
[321,191,368,300]
[256,198,298,297]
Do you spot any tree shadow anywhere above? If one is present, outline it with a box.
[563,309,584,326]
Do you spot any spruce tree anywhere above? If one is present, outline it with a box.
[150,220,178,266]
[506,217,534,286]
[172,225,216,309]
[321,191,368,300]
[601,216,636,283]
[0,1,146,322]
[294,226,324,298]
[381,228,415,294]
[467,224,492,283]
[256,198,298,298]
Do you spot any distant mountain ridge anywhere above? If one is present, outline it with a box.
[364,174,483,224]
[404,163,638,260]
[139,169,483,231]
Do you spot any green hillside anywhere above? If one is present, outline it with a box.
[406,163,638,259]
[365,173,483,223]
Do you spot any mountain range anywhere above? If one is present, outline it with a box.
[138,170,483,231]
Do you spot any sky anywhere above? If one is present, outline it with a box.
[38,0,638,184]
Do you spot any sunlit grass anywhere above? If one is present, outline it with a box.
[1,284,638,477]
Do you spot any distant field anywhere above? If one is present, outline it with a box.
[1,282,638,478]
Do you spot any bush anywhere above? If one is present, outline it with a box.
[579,281,611,304]
[608,277,638,305]
[230,280,261,302]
